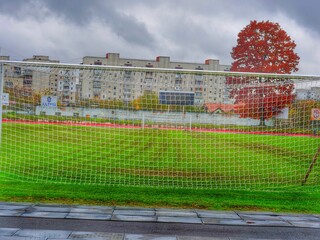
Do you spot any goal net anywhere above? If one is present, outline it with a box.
[0,61,319,190]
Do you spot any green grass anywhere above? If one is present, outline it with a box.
[1,122,319,189]
[1,176,320,214]
[1,122,320,213]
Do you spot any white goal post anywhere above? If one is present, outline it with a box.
[0,60,319,190]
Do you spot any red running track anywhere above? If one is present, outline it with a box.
[2,119,317,138]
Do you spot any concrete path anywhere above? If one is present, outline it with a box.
[0,202,320,239]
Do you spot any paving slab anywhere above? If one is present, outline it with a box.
[203,217,292,227]
[280,215,320,222]
[68,231,124,239]
[202,218,247,226]
[238,213,283,221]
[0,210,24,217]
[197,211,240,219]
[0,237,43,240]
[157,216,202,224]
[30,206,71,213]
[14,229,71,239]
[178,237,228,240]
[125,234,177,240]
[0,228,19,236]
[21,211,68,219]
[196,210,235,214]
[113,210,155,216]
[289,221,320,228]
[70,207,113,214]
[243,220,292,227]
[72,205,114,211]
[112,215,156,222]
[66,213,112,220]
[0,204,30,210]
[156,211,197,218]
[235,211,278,215]
[229,238,283,240]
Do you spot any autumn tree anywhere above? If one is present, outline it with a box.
[228,20,300,125]
[131,92,164,111]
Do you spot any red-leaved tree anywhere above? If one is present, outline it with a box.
[228,20,300,125]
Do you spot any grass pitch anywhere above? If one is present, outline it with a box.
[1,122,319,189]
[1,122,320,213]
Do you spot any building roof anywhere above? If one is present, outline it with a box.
[205,103,236,113]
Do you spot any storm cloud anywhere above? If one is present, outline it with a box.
[0,0,319,74]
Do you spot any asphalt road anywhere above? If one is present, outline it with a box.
[1,216,320,240]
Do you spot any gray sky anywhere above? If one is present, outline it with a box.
[0,0,319,75]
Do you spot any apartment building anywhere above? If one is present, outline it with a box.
[3,55,59,92]
[2,53,230,106]
[81,53,230,105]
[296,87,320,101]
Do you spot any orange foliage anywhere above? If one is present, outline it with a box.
[230,20,299,74]
[228,20,299,123]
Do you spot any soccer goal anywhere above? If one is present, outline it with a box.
[0,60,319,190]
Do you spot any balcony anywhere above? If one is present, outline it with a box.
[23,80,32,85]
[124,71,132,78]
[175,73,182,79]
[195,92,203,97]
[195,75,203,81]
[195,81,203,86]
[93,83,101,89]
[5,81,13,88]
[144,85,153,91]
[124,84,132,89]
[93,89,101,95]
[123,96,131,102]
[175,79,182,84]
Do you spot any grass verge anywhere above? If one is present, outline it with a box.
[1,177,320,214]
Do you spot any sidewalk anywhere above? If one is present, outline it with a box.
[0,202,320,239]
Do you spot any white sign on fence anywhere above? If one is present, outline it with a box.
[2,93,9,106]
[41,96,57,108]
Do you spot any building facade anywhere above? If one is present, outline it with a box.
[296,87,320,101]
[2,53,230,106]
[3,55,59,93]
[81,53,230,105]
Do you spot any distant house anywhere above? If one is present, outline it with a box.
[204,103,236,114]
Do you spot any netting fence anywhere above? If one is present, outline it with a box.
[0,61,319,190]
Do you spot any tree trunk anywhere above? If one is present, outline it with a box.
[259,107,265,126]
[259,116,266,126]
